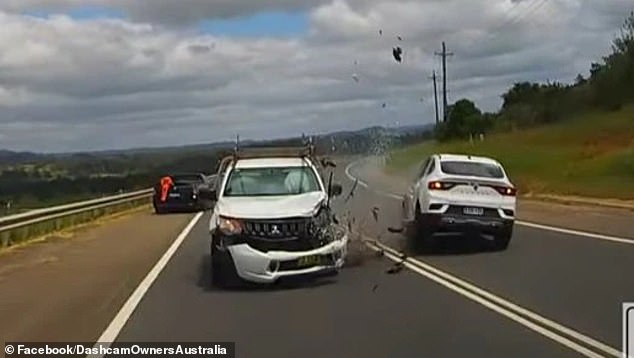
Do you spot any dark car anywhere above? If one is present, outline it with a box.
[152,173,215,214]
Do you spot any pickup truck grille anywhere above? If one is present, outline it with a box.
[242,218,310,238]
[241,218,326,252]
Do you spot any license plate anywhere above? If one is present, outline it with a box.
[296,255,323,268]
[463,207,484,216]
[169,193,180,198]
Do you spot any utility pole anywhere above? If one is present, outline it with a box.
[435,41,453,121]
[429,70,440,125]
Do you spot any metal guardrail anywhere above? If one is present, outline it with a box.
[0,189,154,247]
[0,189,153,227]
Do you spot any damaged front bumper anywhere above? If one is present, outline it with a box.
[227,235,348,283]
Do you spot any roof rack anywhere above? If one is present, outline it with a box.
[219,135,318,173]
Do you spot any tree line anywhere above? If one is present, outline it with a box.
[0,127,432,213]
[436,11,634,141]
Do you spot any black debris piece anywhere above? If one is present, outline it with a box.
[371,206,380,222]
[372,284,379,292]
[387,226,404,233]
[386,261,404,274]
[379,29,383,36]
[382,103,386,108]
[397,35,402,41]
[344,178,358,202]
[392,46,403,62]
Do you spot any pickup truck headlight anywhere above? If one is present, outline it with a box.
[218,216,243,235]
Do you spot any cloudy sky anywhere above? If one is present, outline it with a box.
[0,0,631,153]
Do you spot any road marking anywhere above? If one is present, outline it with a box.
[363,238,620,358]
[88,212,204,356]
[344,160,634,244]
[514,220,634,245]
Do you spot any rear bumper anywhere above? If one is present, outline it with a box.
[421,213,513,235]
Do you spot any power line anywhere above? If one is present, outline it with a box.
[435,42,453,122]
[429,70,440,125]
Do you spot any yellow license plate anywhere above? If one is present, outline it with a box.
[297,255,323,267]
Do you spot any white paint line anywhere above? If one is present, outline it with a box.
[344,160,634,244]
[515,220,634,245]
[366,239,621,357]
[368,242,620,357]
[88,212,204,356]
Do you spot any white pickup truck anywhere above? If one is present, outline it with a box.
[207,146,349,288]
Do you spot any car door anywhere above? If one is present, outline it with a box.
[404,157,431,222]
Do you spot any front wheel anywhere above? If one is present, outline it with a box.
[408,203,436,253]
[210,240,242,289]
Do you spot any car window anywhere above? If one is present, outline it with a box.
[425,159,436,176]
[416,157,430,179]
[439,161,505,178]
[223,166,320,196]
[171,174,203,184]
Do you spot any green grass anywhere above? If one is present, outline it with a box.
[387,106,634,199]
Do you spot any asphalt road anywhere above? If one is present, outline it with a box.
[108,157,633,358]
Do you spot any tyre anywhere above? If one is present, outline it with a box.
[408,202,436,253]
[493,227,513,251]
[210,239,242,289]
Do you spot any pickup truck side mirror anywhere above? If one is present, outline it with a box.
[199,187,216,200]
[330,183,343,197]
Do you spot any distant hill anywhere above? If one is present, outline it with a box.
[0,123,435,164]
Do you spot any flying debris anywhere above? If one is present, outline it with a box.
[397,35,402,41]
[371,206,380,222]
[379,29,383,36]
[392,46,403,62]
[382,103,387,108]
[344,178,359,202]
[352,73,359,82]
[386,261,404,274]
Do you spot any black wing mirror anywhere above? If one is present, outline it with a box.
[330,183,343,197]
[199,187,216,200]
[321,158,337,168]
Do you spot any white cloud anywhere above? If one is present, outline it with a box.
[0,0,632,152]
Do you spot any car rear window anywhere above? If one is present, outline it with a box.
[440,161,504,178]
[171,174,203,183]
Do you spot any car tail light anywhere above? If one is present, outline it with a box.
[428,181,455,190]
[494,185,517,196]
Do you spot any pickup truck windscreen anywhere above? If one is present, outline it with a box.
[223,166,320,196]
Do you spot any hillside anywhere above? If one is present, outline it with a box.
[386,105,634,199]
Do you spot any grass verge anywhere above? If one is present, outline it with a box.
[0,197,151,250]
[386,106,634,199]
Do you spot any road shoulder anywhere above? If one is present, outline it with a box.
[0,208,196,344]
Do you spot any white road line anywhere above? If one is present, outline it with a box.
[366,241,621,357]
[366,238,621,357]
[515,220,634,244]
[88,212,204,356]
[344,160,634,244]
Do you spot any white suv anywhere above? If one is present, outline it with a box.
[401,153,517,250]
[208,146,348,287]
